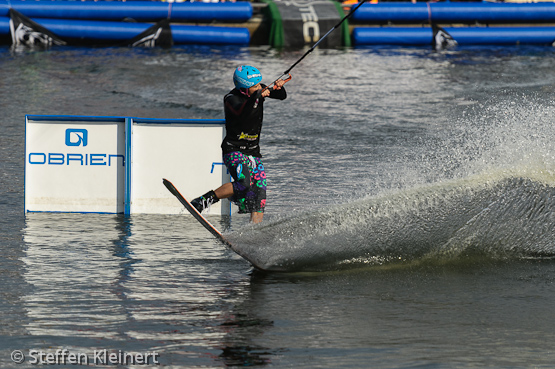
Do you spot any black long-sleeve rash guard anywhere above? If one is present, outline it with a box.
[221,84,287,158]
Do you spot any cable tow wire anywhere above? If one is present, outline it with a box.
[266,0,368,90]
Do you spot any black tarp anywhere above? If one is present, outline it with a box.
[263,0,349,48]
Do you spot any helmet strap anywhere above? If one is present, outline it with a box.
[239,87,250,97]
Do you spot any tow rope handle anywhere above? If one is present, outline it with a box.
[263,73,292,93]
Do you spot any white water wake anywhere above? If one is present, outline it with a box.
[229,91,555,271]
[227,171,555,271]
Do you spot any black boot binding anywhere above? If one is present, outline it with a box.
[190,190,219,213]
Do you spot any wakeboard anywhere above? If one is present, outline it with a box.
[162,178,262,270]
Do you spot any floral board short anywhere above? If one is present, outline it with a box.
[223,151,267,214]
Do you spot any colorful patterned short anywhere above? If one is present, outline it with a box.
[223,151,267,214]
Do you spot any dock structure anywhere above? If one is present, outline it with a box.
[3,1,555,48]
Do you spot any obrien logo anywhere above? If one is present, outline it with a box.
[65,129,88,147]
[28,128,124,166]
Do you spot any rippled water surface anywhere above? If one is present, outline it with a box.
[1,44,555,368]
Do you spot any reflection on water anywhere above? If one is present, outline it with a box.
[23,214,127,339]
[20,213,274,367]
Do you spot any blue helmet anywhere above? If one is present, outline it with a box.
[233,65,262,89]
